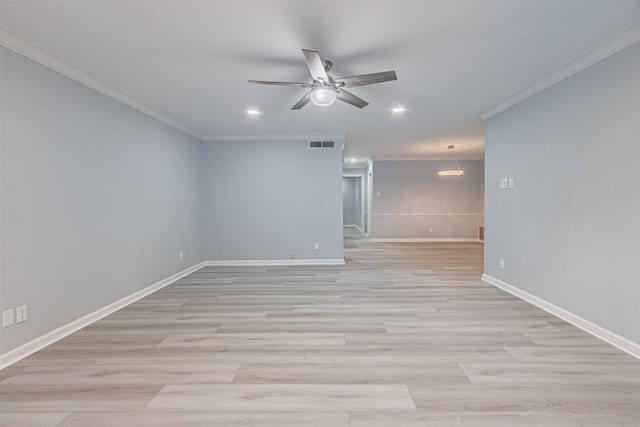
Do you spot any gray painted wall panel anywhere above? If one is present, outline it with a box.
[202,140,343,261]
[373,214,484,239]
[372,160,484,238]
[0,47,206,353]
[484,42,640,344]
[343,177,357,225]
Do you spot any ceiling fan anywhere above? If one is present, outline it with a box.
[249,49,397,110]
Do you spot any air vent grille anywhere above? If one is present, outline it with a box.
[309,140,335,149]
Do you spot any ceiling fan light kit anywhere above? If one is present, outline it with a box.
[249,49,397,110]
[310,87,337,106]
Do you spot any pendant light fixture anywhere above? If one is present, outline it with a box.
[438,145,464,176]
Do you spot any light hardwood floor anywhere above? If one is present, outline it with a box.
[1,239,639,426]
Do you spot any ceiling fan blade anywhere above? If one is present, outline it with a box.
[302,49,329,82]
[291,91,312,110]
[249,80,311,87]
[336,89,369,108]
[335,71,397,88]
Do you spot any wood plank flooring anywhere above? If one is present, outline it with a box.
[1,239,639,426]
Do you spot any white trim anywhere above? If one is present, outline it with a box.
[0,261,207,370]
[343,163,371,170]
[481,19,640,120]
[371,238,481,243]
[204,133,346,142]
[0,28,203,140]
[367,160,373,238]
[372,156,485,161]
[481,274,640,360]
[203,259,345,267]
[344,224,364,234]
[372,213,484,216]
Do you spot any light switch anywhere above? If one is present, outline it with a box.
[500,178,508,189]
[508,178,514,188]
[2,309,14,328]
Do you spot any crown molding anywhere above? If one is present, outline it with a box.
[0,28,204,140]
[343,163,371,169]
[203,133,346,142]
[481,19,640,120]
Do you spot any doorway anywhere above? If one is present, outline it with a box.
[343,160,372,239]
[343,176,364,237]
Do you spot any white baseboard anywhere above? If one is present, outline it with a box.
[0,261,207,370]
[371,238,482,243]
[344,224,364,234]
[203,259,345,267]
[482,274,640,360]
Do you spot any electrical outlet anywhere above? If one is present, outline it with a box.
[16,305,27,323]
[428,227,433,233]
[500,258,505,269]
[500,178,508,189]
[2,309,14,328]
[314,242,320,250]
[179,250,184,260]
[376,191,381,197]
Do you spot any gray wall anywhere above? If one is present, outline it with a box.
[484,42,640,344]
[372,160,484,238]
[0,47,206,354]
[202,140,344,261]
[343,177,357,225]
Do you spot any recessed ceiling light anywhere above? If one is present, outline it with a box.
[246,109,261,115]
[391,107,406,113]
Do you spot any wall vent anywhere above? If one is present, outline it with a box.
[309,140,335,149]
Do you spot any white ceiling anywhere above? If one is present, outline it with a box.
[2,1,639,160]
